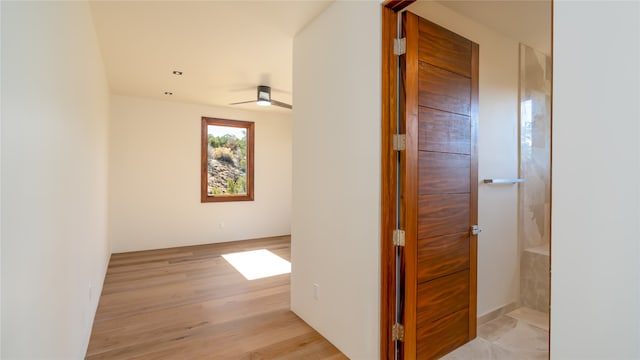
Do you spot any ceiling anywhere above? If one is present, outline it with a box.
[90,1,550,113]
[436,0,551,54]
[89,0,333,113]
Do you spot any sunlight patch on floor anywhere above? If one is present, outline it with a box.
[222,249,291,280]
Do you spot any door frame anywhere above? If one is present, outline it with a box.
[380,1,414,359]
[382,2,553,360]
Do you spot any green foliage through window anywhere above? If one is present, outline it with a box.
[201,117,254,202]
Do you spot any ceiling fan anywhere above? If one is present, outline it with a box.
[230,85,292,110]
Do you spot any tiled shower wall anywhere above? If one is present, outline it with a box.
[519,44,551,313]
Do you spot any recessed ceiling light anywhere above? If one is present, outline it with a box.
[164,91,173,95]
[172,71,183,75]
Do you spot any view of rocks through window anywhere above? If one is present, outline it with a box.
[207,125,247,195]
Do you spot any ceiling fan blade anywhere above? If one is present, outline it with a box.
[229,100,256,105]
[271,99,293,109]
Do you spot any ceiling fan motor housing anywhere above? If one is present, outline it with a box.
[229,85,291,109]
[257,85,271,103]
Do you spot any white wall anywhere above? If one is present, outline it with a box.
[109,95,292,253]
[1,2,110,358]
[408,1,521,316]
[291,1,381,359]
[551,1,640,358]
[0,2,4,356]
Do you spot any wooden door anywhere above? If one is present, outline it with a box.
[400,11,479,359]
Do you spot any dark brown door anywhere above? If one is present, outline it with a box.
[400,11,479,359]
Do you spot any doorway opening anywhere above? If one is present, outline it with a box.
[381,1,552,359]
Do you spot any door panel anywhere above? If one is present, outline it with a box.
[418,108,471,154]
[417,234,469,282]
[419,152,470,194]
[418,63,471,116]
[418,194,470,238]
[417,19,471,77]
[417,271,469,321]
[401,11,478,360]
[416,309,469,360]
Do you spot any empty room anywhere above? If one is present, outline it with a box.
[2,1,639,360]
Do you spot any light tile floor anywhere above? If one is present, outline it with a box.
[441,307,549,360]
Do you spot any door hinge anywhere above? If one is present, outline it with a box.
[392,229,405,247]
[393,134,406,151]
[393,37,406,55]
[471,225,482,236]
[392,323,405,342]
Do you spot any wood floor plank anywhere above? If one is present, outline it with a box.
[86,236,347,359]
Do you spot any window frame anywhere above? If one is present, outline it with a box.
[201,117,255,203]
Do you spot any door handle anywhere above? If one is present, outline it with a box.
[471,225,482,236]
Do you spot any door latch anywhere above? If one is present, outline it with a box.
[471,225,482,236]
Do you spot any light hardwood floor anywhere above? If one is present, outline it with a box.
[86,235,347,360]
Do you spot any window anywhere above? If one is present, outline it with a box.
[201,117,254,202]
